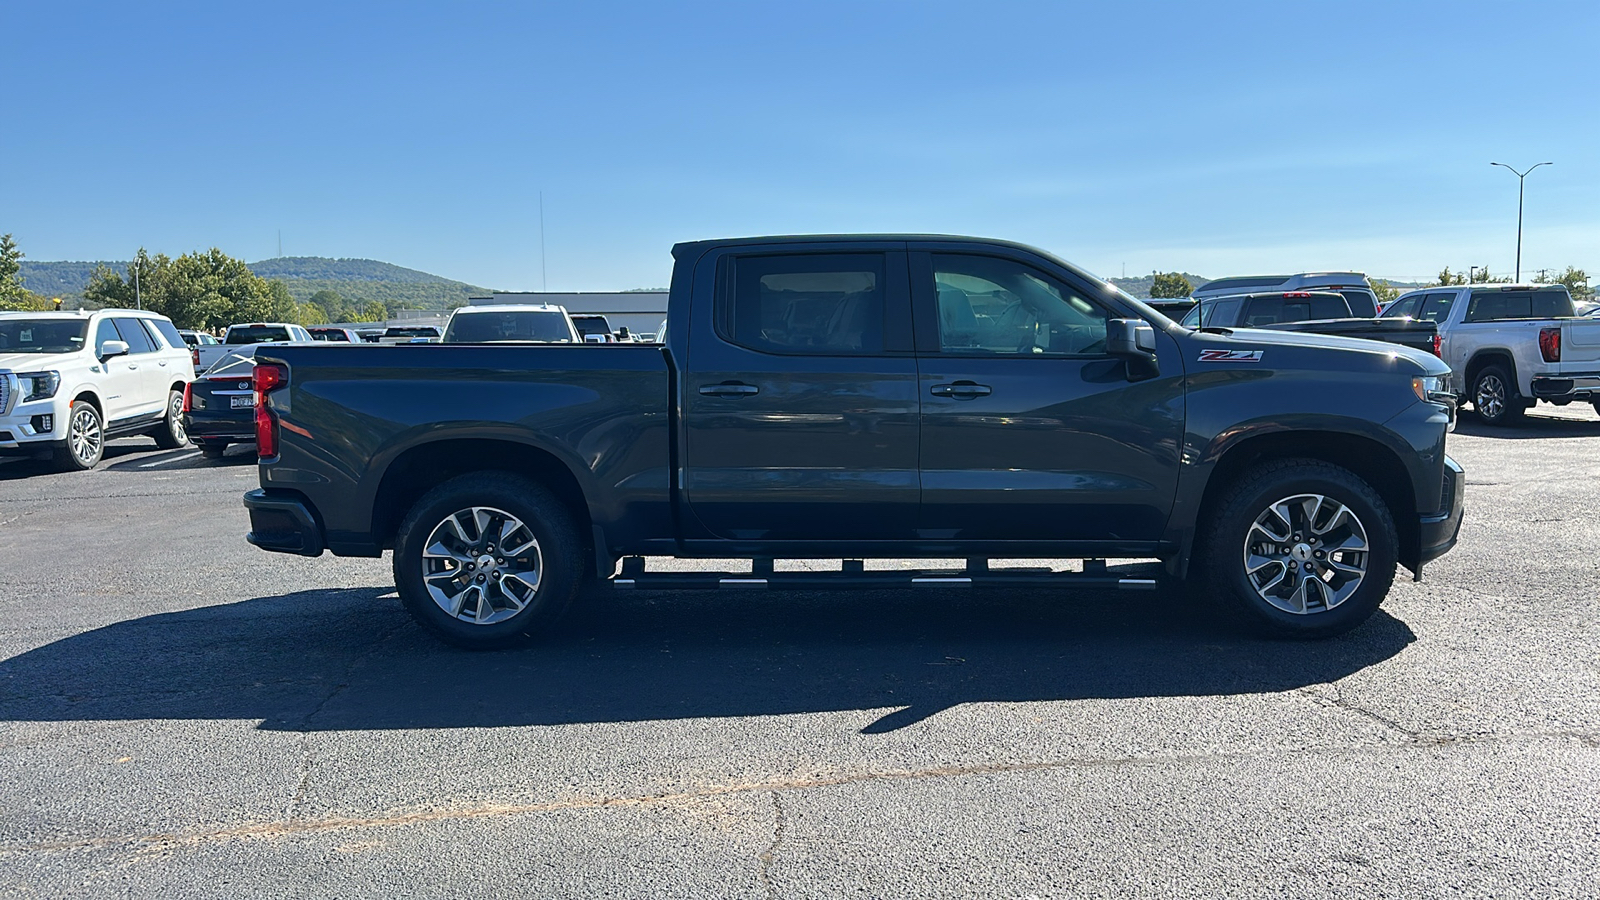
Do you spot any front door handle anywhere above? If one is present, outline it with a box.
[699,382,760,398]
[930,381,992,399]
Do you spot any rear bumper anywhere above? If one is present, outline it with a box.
[184,412,255,442]
[1418,455,1465,565]
[1530,373,1600,401]
[243,488,325,556]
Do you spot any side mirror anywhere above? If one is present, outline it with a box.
[99,340,130,360]
[1106,319,1159,381]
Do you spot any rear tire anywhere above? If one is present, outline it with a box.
[1471,365,1524,426]
[52,401,105,472]
[393,472,586,650]
[153,390,187,449]
[1194,459,1397,639]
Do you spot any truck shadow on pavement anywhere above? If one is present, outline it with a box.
[0,582,1415,734]
[1454,412,1600,439]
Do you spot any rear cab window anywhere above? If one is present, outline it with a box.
[227,326,293,344]
[1464,288,1574,322]
[719,253,887,355]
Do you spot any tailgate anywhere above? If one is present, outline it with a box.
[1557,318,1600,372]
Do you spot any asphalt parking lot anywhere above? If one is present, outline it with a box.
[2,410,1598,898]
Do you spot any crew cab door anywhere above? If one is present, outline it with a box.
[680,244,921,541]
[910,247,1184,543]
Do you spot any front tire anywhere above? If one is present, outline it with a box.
[1195,459,1397,639]
[52,401,105,472]
[393,472,586,649]
[1472,365,1524,426]
[153,390,187,449]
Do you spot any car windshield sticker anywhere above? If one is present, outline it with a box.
[1198,349,1264,363]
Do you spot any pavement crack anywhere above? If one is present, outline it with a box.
[7,729,1595,855]
[287,741,316,822]
[757,791,786,900]
[1295,685,1420,740]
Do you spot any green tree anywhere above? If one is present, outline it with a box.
[308,289,352,322]
[1535,266,1591,300]
[1436,266,1466,286]
[1150,271,1193,299]
[0,234,53,311]
[357,299,389,322]
[1371,278,1400,306]
[83,248,296,330]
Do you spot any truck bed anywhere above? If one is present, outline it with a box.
[1270,317,1439,355]
[250,342,673,556]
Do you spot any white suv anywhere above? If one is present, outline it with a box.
[0,309,196,471]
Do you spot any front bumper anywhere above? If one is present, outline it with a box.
[1418,455,1465,565]
[243,488,325,556]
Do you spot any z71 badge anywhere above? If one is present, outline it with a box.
[1198,349,1264,362]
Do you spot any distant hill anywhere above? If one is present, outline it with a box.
[19,256,496,311]
[1109,273,1211,300]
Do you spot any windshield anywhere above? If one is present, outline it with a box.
[226,326,293,344]
[445,311,575,343]
[0,319,90,354]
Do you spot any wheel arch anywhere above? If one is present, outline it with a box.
[370,437,595,568]
[1184,429,1420,576]
[1463,349,1518,397]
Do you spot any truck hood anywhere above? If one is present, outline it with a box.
[0,351,81,373]
[1207,327,1450,376]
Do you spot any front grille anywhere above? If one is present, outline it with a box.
[0,374,10,416]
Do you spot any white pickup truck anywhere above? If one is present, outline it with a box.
[1382,284,1600,425]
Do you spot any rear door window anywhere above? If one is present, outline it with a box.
[112,317,158,354]
[720,253,887,355]
[1417,292,1456,322]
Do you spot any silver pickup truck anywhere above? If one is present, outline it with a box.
[1382,284,1600,425]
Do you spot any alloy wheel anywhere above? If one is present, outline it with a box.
[69,406,102,466]
[168,394,187,444]
[1475,374,1506,420]
[1242,493,1369,615]
[420,506,543,624]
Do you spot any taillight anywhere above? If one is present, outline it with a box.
[182,382,194,413]
[254,363,286,458]
[1538,327,1561,362]
[1431,334,1442,357]
[191,348,201,366]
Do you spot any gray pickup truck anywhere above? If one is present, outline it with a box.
[243,235,1463,648]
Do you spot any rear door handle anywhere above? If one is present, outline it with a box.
[930,381,991,398]
[699,382,760,398]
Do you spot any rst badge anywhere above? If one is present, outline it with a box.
[1198,349,1264,363]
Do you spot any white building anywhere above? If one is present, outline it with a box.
[469,292,668,337]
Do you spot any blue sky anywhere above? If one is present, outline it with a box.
[4,1,1596,289]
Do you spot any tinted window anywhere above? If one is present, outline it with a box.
[1310,295,1350,319]
[1464,289,1574,322]
[0,319,89,353]
[933,255,1109,355]
[227,326,292,344]
[1381,296,1423,319]
[723,253,885,354]
[1338,290,1378,317]
[445,311,576,343]
[112,317,157,354]
[1418,292,1456,322]
[146,318,186,349]
[571,316,613,337]
[383,326,440,338]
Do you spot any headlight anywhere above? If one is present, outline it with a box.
[1412,375,1446,402]
[18,371,61,402]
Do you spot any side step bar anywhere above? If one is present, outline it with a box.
[609,557,1160,591]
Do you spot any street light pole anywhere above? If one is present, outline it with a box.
[1490,161,1552,282]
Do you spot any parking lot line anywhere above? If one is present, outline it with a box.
[137,450,201,468]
